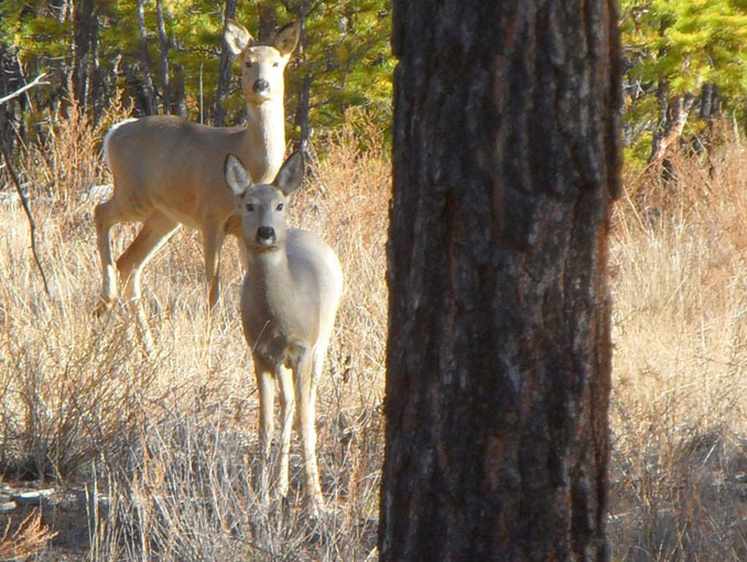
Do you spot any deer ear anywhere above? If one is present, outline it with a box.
[274,22,300,57]
[225,154,252,196]
[225,19,253,55]
[274,152,305,196]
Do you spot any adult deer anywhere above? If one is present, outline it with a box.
[224,151,343,514]
[94,20,300,318]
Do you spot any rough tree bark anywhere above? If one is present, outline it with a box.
[699,83,719,120]
[380,1,621,561]
[213,0,237,126]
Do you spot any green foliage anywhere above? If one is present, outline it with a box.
[623,132,654,169]
[238,0,393,140]
[620,0,747,165]
[2,0,72,61]
[622,0,747,94]
[0,0,393,146]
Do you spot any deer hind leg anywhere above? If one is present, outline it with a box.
[116,211,179,352]
[276,364,295,499]
[294,345,324,514]
[255,361,276,506]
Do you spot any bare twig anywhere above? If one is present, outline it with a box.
[0,73,49,106]
[0,114,51,295]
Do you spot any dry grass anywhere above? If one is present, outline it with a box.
[0,106,388,559]
[608,127,747,560]
[0,510,57,560]
[3,102,747,560]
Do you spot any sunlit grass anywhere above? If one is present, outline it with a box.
[0,108,387,559]
[2,107,747,559]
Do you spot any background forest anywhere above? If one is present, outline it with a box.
[1,0,747,560]
[2,0,747,161]
[0,0,394,152]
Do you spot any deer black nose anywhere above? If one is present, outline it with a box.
[253,79,269,93]
[256,226,275,242]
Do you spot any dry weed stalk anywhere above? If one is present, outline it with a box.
[0,510,58,560]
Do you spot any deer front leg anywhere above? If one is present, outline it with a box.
[294,347,324,514]
[203,226,225,311]
[255,363,275,506]
[277,364,295,499]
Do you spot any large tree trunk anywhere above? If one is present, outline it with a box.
[213,0,237,126]
[380,1,621,560]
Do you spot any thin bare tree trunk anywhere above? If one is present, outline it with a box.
[89,12,103,123]
[648,93,696,164]
[294,74,311,152]
[72,0,95,111]
[258,2,277,42]
[293,0,310,152]
[213,0,237,126]
[156,0,170,114]
[136,0,157,115]
[170,64,186,117]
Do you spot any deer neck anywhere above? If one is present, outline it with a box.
[246,247,294,302]
[244,100,286,184]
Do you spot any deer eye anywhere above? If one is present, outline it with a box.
[246,203,255,212]
[273,61,280,67]
[276,202,284,211]
[245,60,254,68]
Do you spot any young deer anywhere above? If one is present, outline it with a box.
[94,20,300,319]
[224,151,343,514]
